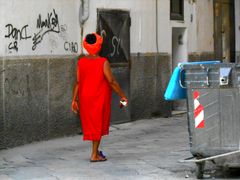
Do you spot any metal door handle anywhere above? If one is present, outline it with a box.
[200,65,209,86]
[179,68,186,88]
[205,67,210,86]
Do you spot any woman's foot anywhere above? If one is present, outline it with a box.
[90,154,107,162]
[90,141,107,162]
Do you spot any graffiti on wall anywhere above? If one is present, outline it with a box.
[99,29,122,59]
[5,24,31,53]
[59,24,68,41]
[64,42,78,53]
[4,9,78,54]
[110,36,121,57]
[32,9,60,51]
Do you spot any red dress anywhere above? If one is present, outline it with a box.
[77,56,112,141]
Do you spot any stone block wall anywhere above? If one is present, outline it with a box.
[0,53,173,148]
[130,53,172,120]
[0,56,80,149]
[188,52,216,62]
[236,52,240,63]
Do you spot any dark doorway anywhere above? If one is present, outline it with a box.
[214,0,235,62]
[97,9,131,124]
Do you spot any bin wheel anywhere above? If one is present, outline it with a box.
[195,162,205,179]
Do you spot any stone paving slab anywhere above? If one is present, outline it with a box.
[0,114,240,179]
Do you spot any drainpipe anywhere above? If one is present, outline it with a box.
[79,0,89,54]
[153,0,159,115]
[156,0,159,53]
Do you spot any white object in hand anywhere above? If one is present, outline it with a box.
[120,101,127,106]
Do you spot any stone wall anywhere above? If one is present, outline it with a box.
[236,51,240,63]
[188,52,216,62]
[0,53,173,148]
[130,53,172,120]
[0,56,80,149]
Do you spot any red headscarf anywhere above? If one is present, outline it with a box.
[83,33,103,55]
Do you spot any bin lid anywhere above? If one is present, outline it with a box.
[164,67,186,100]
[182,62,236,88]
[178,60,220,68]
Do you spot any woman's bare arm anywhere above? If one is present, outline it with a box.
[103,60,128,103]
[71,68,79,113]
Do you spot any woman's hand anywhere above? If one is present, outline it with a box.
[71,100,79,113]
[120,97,128,107]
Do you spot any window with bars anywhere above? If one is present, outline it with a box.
[170,0,184,21]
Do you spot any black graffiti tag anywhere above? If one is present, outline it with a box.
[36,9,59,30]
[110,36,121,57]
[8,41,18,52]
[64,42,78,53]
[5,24,31,40]
[32,9,60,51]
[5,24,31,53]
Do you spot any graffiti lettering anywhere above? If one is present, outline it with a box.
[8,41,18,52]
[59,24,68,41]
[32,29,43,51]
[32,9,60,51]
[60,24,67,32]
[110,36,121,57]
[5,24,31,53]
[36,9,59,30]
[5,24,31,40]
[64,42,78,53]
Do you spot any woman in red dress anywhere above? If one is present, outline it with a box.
[71,33,128,162]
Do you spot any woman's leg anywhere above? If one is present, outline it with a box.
[90,140,106,161]
[91,140,100,159]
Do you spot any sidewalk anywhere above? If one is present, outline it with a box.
[0,114,236,180]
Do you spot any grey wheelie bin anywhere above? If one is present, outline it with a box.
[179,62,240,179]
